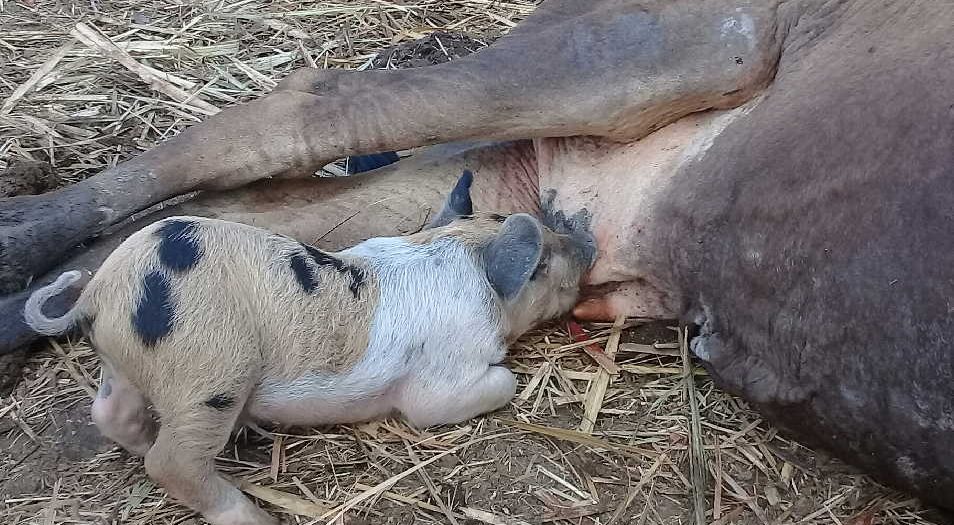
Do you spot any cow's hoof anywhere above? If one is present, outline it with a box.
[0,187,103,293]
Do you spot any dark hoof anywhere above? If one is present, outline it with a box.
[0,187,103,294]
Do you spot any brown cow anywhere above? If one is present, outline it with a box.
[3,0,953,514]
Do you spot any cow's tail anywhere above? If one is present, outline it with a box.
[23,270,91,335]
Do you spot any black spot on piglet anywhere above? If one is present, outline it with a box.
[301,244,366,298]
[205,393,236,410]
[132,271,174,347]
[290,253,318,293]
[283,238,367,298]
[156,219,203,272]
[346,267,366,298]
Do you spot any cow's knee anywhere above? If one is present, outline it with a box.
[276,67,347,94]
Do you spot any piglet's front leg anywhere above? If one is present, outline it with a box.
[142,374,273,525]
[398,365,518,428]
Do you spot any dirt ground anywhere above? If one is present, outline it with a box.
[1,322,939,525]
[0,1,947,524]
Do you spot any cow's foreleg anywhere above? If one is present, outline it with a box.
[0,0,784,292]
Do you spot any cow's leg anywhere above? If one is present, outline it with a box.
[177,141,541,248]
[0,0,785,290]
[1,141,540,355]
[0,161,65,394]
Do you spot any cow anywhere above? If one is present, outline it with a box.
[1,0,952,513]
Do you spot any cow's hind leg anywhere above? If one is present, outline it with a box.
[0,140,541,356]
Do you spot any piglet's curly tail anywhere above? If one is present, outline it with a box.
[23,270,90,336]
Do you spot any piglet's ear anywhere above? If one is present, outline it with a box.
[484,213,544,300]
[427,170,474,229]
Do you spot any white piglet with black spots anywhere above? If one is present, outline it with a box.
[23,171,594,525]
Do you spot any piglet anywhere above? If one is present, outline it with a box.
[23,171,594,525]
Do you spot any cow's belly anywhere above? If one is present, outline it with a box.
[535,100,762,321]
[655,30,954,509]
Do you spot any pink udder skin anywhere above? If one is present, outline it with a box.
[533,104,756,321]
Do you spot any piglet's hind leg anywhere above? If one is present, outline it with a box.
[400,365,517,428]
[145,389,275,525]
[90,364,157,457]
